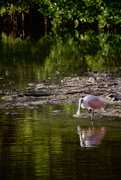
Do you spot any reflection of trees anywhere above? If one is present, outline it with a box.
[0,33,50,89]
[0,104,78,177]
[44,31,121,73]
[0,106,63,178]
[0,31,121,88]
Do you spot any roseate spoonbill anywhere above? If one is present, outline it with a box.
[76,95,105,122]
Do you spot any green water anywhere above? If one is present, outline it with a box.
[0,105,121,179]
[0,33,121,179]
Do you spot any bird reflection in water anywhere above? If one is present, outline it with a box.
[77,126,106,148]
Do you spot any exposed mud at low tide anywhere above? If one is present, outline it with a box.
[0,72,121,117]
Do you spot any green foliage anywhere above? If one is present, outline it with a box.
[0,0,121,30]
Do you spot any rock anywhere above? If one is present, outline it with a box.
[0,76,4,80]
[106,94,121,101]
[52,110,64,115]
[52,110,63,113]
[26,87,34,91]
[41,79,51,83]
[29,106,40,109]
[73,114,83,118]
[56,70,62,75]
[9,81,15,85]
[88,77,97,84]
[5,112,18,115]
[1,72,121,118]
[106,94,115,100]
[28,83,37,86]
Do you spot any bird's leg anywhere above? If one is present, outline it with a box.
[91,109,94,120]
[91,109,94,126]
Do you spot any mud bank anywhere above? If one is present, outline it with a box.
[0,72,121,117]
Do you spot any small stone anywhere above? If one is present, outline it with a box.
[5,112,18,115]
[88,77,96,83]
[26,87,34,91]
[56,70,62,75]
[28,83,37,87]
[106,94,115,100]
[9,81,15,85]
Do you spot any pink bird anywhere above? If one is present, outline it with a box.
[76,95,105,122]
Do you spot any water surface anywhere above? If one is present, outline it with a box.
[0,34,121,179]
[0,105,121,180]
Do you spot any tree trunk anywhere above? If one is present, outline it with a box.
[22,10,25,40]
[44,13,47,37]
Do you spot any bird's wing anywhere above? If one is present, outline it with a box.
[88,98,105,109]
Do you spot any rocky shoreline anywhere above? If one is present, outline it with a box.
[0,72,121,117]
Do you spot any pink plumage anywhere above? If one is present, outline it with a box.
[88,97,105,110]
[76,95,105,124]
